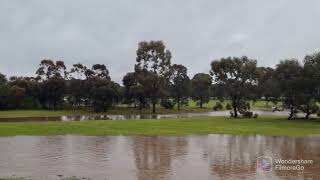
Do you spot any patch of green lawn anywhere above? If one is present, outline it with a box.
[0,107,214,118]
[0,116,319,137]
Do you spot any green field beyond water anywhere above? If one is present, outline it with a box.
[0,116,319,137]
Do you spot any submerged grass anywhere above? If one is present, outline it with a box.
[0,116,319,137]
[0,100,280,118]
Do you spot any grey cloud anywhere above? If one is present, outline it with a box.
[1,0,320,83]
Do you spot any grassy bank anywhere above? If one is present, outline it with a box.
[0,107,213,118]
[0,116,319,137]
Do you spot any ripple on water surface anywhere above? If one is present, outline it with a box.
[0,135,319,179]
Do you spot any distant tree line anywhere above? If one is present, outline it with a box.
[0,40,320,119]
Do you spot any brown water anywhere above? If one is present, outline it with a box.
[0,110,299,122]
[0,135,319,180]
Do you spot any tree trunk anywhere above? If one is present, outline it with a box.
[288,106,294,120]
[305,108,311,119]
[177,99,180,110]
[305,113,310,119]
[200,101,203,108]
[233,105,238,118]
[152,102,156,113]
[232,100,238,118]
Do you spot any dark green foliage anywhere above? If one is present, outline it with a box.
[1,46,320,121]
[210,56,259,117]
[274,58,320,119]
[241,111,253,118]
[44,76,66,109]
[160,99,176,109]
[170,64,190,110]
[135,40,172,113]
[191,73,212,108]
[213,102,223,111]
[225,103,232,110]
[89,77,120,112]
[91,85,114,112]
[210,84,226,102]
[0,73,7,86]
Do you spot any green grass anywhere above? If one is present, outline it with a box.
[0,110,92,118]
[0,107,213,118]
[0,116,319,137]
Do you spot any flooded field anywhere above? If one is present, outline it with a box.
[0,135,319,179]
[0,109,301,122]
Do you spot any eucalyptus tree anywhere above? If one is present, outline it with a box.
[123,72,149,111]
[0,73,6,86]
[275,59,303,119]
[257,67,281,107]
[36,59,67,80]
[210,56,259,117]
[35,59,67,109]
[191,73,212,108]
[170,64,190,110]
[84,64,117,112]
[123,72,136,105]
[299,52,320,118]
[68,63,88,107]
[134,40,172,113]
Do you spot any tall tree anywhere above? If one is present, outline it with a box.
[257,67,281,107]
[123,72,138,105]
[36,59,67,80]
[300,52,320,118]
[68,63,88,107]
[275,59,303,119]
[191,73,212,108]
[35,59,67,109]
[170,64,190,110]
[92,64,110,79]
[134,40,172,113]
[0,73,7,86]
[210,56,258,117]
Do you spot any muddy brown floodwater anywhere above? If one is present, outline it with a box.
[0,135,319,180]
[0,109,305,122]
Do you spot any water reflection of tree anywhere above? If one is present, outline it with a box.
[132,136,188,180]
[201,135,256,179]
[268,137,320,179]
[201,135,320,179]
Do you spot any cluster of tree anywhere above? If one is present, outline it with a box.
[0,40,320,119]
[0,60,121,112]
[210,54,320,119]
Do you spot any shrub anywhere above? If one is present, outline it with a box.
[213,102,223,111]
[317,111,320,117]
[160,99,175,109]
[241,111,253,118]
[229,111,234,117]
[253,113,258,118]
[226,103,232,110]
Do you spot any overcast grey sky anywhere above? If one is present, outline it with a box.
[1,0,320,83]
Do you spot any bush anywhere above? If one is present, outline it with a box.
[226,103,232,110]
[241,111,253,118]
[253,113,259,118]
[317,111,320,117]
[160,99,175,109]
[213,102,223,111]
